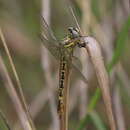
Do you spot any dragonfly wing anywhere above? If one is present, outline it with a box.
[72,56,83,69]
[71,55,88,84]
[41,16,60,46]
[40,33,60,60]
[72,64,88,84]
[40,16,62,59]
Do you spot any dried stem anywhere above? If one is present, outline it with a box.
[0,28,35,128]
[0,28,21,88]
[0,55,35,130]
[83,36,116,130]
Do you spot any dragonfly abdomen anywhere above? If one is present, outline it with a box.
[57,55,67,117]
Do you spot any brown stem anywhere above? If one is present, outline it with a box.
[84,36,116,130]
[0,55,35,130]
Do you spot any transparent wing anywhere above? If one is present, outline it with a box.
[41,16,58,42]
[40,32,60,60]
[41,17,57,42]
[40,16,61,59]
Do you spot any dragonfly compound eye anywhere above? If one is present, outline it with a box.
[68,27,80,39]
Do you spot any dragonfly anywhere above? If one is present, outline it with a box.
[40,1,87,120]
[40,17,87,117]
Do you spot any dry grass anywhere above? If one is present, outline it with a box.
[0,0,129,130]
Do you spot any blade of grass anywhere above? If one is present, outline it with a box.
[0,111,11,130]
[89,111,107,130]
[77,108,107,130]
[87,88,100,111]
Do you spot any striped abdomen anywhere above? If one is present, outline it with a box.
[57,56,67,117]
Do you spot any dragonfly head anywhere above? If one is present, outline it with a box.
[68,27,81,39]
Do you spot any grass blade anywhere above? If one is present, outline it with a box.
[89,111,106,130]
[0,111,11,130]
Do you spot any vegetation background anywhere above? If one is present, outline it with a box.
[0,0,129,130]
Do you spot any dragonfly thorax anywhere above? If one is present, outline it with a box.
[62,27,81,49]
